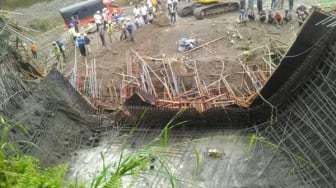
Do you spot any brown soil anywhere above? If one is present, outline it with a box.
[65,10,298,104]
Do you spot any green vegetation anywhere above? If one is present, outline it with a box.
[0,0,53,10]
[27,16,63,32]
[0,110,190,188]
[0,116,68,188]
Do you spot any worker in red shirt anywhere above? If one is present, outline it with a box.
[273,11,283,26]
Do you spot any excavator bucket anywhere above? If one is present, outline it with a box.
[150,0,171,26]
[153,11,170,26]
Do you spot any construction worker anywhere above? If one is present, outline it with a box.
[133,5,141,18]
[30,42,37,59]
[56,40,66,61]
[140,3,148,24]
[106,21,114,43]
[296,4,308,26]
[259,10,266,23]
[288,0,294,11]
[271,0,276,10]
[120,19,127,41]
[257,0,263,14]
[84,33,91,54]
[239,9,247,22]
[52,41,61,62]
[70,16,79,33]
[247,0,254,10]
[147,0,154,12]
[247,10,256,21]
[98,23,106,46]
[102,7,109,29]
[68,24,77,41]
[147,10,154,24]
[135,15,143,28]
[76,33,86,57]
[168,0,178,25]
[278,0,284,9]
[267,11,274,24]
[273,11,283,26]
[126,18,134,42]
[94,11,103,31]
[283,9,292,23]
[239,0,245,10]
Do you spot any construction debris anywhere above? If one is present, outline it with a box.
[106,37,288,112]
[206,148,224,159]
[178,38,197,52]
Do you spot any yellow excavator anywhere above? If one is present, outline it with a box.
[177,0,239,19]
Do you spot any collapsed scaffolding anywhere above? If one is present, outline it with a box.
[95,38,288,112]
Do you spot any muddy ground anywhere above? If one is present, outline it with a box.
[3,0,333,185]
[61,7,298,101]
[9,0,329,101]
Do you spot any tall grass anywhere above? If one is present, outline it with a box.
[247,134,315,171]
[0,108,199,188]
[0,115,68,188]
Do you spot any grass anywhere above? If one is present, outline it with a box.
[0,115,68,188]
[88,109,191,188]
[0,0,53,10]
[27,16,63,32]
[0,108,195,188]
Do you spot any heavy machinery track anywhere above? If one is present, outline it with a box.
[177,2,239,19]
[193,2,239,19]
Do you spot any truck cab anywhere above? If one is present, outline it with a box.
[59,0,122,28]
[103,0,122,15]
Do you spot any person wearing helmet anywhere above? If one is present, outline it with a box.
[296,4,308,26]
[52,41,61,62]
[168,0,177,25]
[94,10,103,31]
[56,39,66,61]
[68,24,77,41]
[70,16,79,33]
[102,8,109,29]
[76,33,86,56]
[126,18,134,42]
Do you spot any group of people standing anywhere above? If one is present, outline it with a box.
[133,1,155,28]
[239,0,311,27]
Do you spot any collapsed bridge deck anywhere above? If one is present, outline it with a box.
[111,12,336,129]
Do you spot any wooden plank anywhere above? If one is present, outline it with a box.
[183,35,226,54]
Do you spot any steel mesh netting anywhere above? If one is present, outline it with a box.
[0,34,32,117]
[120,14,336,186]
[257,31,336,187]
[0,21,98,165]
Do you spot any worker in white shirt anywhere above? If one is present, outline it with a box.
[140,3,148,24]
[94,10,103,31]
